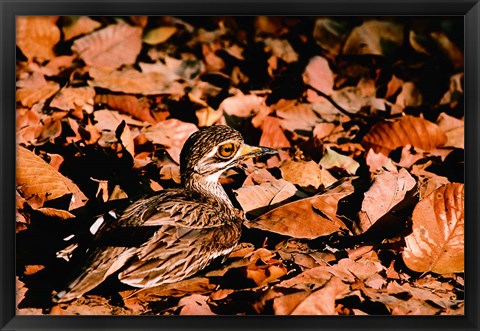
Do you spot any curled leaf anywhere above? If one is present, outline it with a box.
[402,183,464,274]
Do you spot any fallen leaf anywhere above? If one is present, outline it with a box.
[95,94,156,123]
[313,18,351,59]
[264,38,298,63]
[402,183,464,274]
[319,146,360,175]
[276,103,322,134]
[357,168,416,233]
[143,26,177,45]
[179,294,215,315]
[303,56,334,95]
[291,277,350,315]
[342,20,403,56]
[435,113,464,149]
[141,119,198,164]
[16,16,60,61]
[362,116,447,155]
[234,179,298,216]
[50,86,95,113]
[245,179,353,239]
[89,67,184,96]
[259,116,291,149]
[62,16,102,41]
[219,92,265,118]
[16,72,60,108]
[280,159,324,192]
[72,23,142,69]
[16,146,88,210]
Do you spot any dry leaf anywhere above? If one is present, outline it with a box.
[50,86,95,113]
[291,277,350,315]
[141,120,198,164]
[178,294,215,315]
[89,67,184,96]
[343,20,403,56]
[402,183,464,274]
[16,146,88,210]
[16,16,60,61]
[362,116,447,155]
[72,23,142,69]
[357,168,416,233]
[95,94,155,123]
[303,56,334,95]
[62,16,102,41]
[245,179,353,239]
[143,26,177,45]
[234,179,297,215]
[259,116,291,149]
[280,159,323,191]
[276,104,322,133]
[319,146,360,175]
[435,113,464,149]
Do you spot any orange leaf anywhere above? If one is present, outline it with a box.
[245,179,353,239]
[72,23,142,69]
[16,16,60,61]
[402,183,464,274]
[362,116,447,155]
[16,146,88,210]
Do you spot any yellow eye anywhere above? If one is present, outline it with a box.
[217,143,237,158]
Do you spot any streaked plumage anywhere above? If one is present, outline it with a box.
[53,125,276,303]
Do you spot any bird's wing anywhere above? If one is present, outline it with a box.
[117,224,217,288]
[119,189,232,228]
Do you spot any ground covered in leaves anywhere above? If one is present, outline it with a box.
[16,16,464,315]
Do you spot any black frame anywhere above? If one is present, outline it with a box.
[1,1,479,330]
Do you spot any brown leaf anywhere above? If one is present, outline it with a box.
[62,16,102,41]
[357,168,416,233]
[280,159,324,192]
[264,38,298,63]
[72,23,142,69]
[313,18,351,59]
[141,119,198,164]
[291,277,350,315]
[95,94,155,123]
[272,290,311,315]
[319,146,360,175]
[143,26,177,45]
[233,179,298,215]
[435,113,464,149]
[16,72,60,108]
[93,110,135,158]
[50,86,95,113]
[89,67,184,96]
[16,16,60,61]
[246,262,287,287]
[259,116,291,149]
[394,82,423,111]
[402,183,464,274]
[303,56,334,95]
[179,294,215,315]
[411,163,450,199]
[35,207,76,220]
[16,146,88,210]
[219,92,265,118]
[245,179,353,239]
[276,103,322,133]
[343,20,403,56]
[362,115,447,155]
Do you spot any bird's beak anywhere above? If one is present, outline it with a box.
[240,144,278,158]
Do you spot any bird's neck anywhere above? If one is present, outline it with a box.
[183,172,234,209]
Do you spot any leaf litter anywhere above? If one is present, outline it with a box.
[15,16,464,316]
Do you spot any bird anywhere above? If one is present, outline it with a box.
[53,125,277,303]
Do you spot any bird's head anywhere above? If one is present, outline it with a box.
[180,125,277,186]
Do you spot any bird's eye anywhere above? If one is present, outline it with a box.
[217,143,237,158]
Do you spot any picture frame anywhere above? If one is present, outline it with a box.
[2,0,479,330]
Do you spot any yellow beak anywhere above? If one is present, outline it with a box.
[240,144,278,158]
